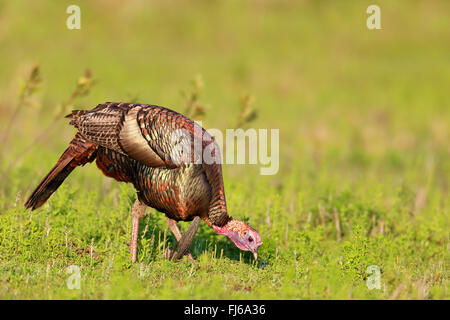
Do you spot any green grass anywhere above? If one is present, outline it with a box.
[0,0,448,299]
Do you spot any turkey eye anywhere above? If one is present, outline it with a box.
[248,236,253,242]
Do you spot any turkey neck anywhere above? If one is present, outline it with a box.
[202,161,231,227]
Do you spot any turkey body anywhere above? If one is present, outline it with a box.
[96,147,211,222]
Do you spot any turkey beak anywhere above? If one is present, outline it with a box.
[252,249,258,260]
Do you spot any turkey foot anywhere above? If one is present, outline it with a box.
[166,216,201,261]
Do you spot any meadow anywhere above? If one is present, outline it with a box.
[0,0,448,299]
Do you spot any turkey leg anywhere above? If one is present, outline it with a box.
[130,198,146,263]
[165,217,193,261]
[166,216,201,261]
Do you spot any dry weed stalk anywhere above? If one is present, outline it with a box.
[333,207,342,242]
[1,66,42,156]
[236,93,257,128]
[181,75,207,120]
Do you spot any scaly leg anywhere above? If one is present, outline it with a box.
[130,198,146,263]
[165,217,194,262]
[166,216,201,262]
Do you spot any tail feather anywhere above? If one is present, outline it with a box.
[24,134,97,210]
[24,155,75,210]
[65,110,88,128]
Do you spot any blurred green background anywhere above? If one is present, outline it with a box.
[0,0,448,299]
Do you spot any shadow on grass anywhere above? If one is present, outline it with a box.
[137,211,260,265]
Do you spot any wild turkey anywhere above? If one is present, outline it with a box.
[24,102,262,262]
